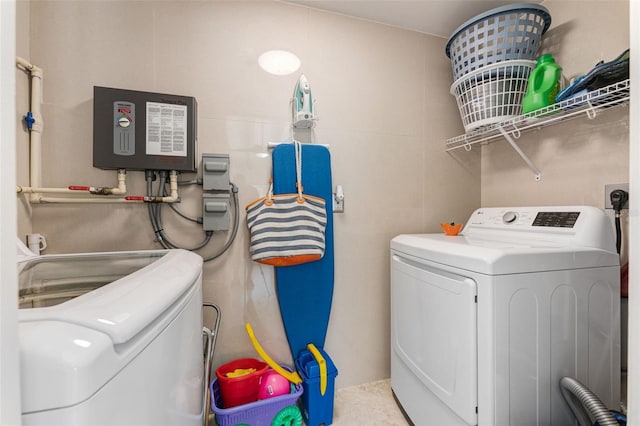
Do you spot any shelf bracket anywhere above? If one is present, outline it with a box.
[498,127,541,181]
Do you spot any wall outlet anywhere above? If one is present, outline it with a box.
[604,183,629,209]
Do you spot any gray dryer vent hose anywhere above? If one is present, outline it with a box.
[560,376,618,426]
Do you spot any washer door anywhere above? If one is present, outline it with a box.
[391,253,477,425]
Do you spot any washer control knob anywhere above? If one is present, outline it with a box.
[502,211,518,224]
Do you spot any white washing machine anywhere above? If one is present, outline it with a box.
[17,247,204,426]
[390,206,620,426]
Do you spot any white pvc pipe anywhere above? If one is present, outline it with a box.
[16,167,127,197]
[17,186,77,194]
[67,169,127,195]
[36,196,140,204]
[109,169,127,195]
[161,170,179,202]
[16,57,43,204]
[55,171,180,204]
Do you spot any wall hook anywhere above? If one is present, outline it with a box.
[333,185,344,213]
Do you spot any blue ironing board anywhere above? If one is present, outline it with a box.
[272,144,334,359]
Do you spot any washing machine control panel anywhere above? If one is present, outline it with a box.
[469,208,586,228]
[463,206,614,251]
[498,211,580,227]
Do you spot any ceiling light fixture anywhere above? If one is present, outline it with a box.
[258,50,301,76]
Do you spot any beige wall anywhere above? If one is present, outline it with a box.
[17,1,479,388]
[481,0,629,210]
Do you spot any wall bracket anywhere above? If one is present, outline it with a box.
[497,127,541,181]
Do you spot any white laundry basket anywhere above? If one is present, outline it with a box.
[450,59,535,133]
[445,3,551,81]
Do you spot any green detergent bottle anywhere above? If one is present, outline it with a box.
[522,54,563,114]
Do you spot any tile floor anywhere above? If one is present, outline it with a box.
[332,379,409,426]
[208,379,409,426]
[210,376,627,425]
[332,377,629,426]
[209,374,627,426]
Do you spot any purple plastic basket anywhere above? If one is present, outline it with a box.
[210,369,303,426]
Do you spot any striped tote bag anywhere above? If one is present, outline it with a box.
[246,142,327,266]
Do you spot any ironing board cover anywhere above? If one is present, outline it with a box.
[271,144,334,358]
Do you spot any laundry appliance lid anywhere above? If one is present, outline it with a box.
[18,248,203,414]
[391,206,619,275]
[18,249,202,344]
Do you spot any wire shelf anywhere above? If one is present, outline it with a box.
[446,79,630,152]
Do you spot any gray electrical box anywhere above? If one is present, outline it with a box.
[203,194,231,231]
[202,154,230,190]
[93,86,197,172]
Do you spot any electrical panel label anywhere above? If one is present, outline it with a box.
[145,102,188,157]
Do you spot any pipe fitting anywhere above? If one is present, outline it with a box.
[90,187,117,196]
[115,169,127,193]
[159,170,180,203]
